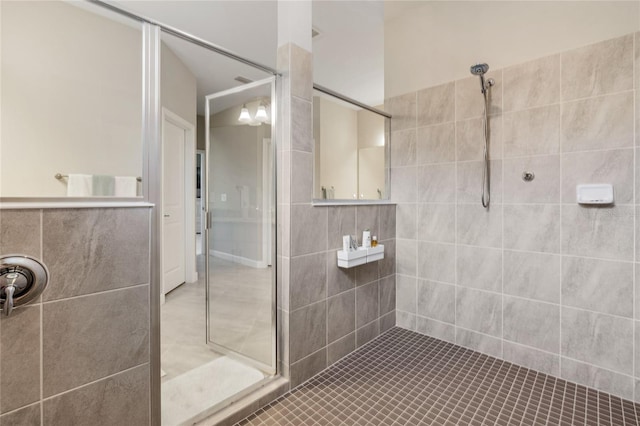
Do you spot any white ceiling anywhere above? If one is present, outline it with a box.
[110,0,385,113]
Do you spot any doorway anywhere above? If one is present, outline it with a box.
[161,109,197,295]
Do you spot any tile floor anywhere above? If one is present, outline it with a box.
[236,327,640,425]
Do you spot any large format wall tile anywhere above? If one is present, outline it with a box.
[416,317,455,343]
[561,91,633,153]
[561,307,633,375]
[396,275,417,314]
[503,342,559,376]
[42,208,149,301]
[396,204,416,240]
[0,209,40,258]
[356,281,379,328]
[503,155,560,204]
[289,301,326,363]
[291,97,313,152]
[455,328,502,358]
[503,250,560,303]
[416,280,455,324]
[457,204,502,248]
[290,253,327,310]
[503,297,559,353]
[1,306,40,413]
[290,204,327,256]
[504,205,560,253]
[327,253,355,297]
[396,239,417,276]
[291,151,313,203]
[456,246,502,292]
[417,203,455,243]
[503,105,560,157]
[561,149,634,204]
[387,92,416,131]
[42,286,149,397]
[379,205,396,241]
[503,55,560,112]
[290,349,326,389]
[457,160,502,205]
[391,129,417,168]
[456,287,502,337]
[356,206,379,239]
[561,34,633,101]
[356,319,380,348]
[417,123,455,165]
[455,71,503,120]
[562,205,634,261]
[43,364,149,426]
[417,164,456,203]
[327,290,355,343]
[390,167,416,202]
[0,403,40,426]
[327,333,355,366]
[379,275,396,316]
[561,358,634,402]
[456,116,502,161]
[562,256,633,318]
[417,82,455,126]
[378,239,396,278]
[327,206,356,250]
[417,242,455,283]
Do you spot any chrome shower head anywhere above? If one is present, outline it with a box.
[470,63,489,76]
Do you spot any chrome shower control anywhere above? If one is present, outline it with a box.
[0,255,49,317]
[522,172,535,182]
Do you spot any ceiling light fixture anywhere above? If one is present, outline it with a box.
[238,104,251,123]
[255,104,269,123]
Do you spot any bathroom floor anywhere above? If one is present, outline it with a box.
[162,254,272,424]
[237,327,640,425]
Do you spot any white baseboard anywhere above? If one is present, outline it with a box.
[210,249,267,269]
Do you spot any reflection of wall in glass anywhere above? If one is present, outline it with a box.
[209,102,271,264]
[1,1,143,197]
[313,94,386,200]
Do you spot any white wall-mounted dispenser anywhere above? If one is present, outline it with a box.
[576,184,614,205]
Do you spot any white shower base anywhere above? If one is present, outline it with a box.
[162,356,265,426]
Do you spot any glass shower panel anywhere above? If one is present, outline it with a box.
[205,78,275,373]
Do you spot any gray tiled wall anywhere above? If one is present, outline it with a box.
[389,32,640,401]
[0,207,151,425]
[277,42,396,389]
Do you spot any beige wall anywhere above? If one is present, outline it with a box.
[161,44,197,128]
[0,1,143,197]
[385,1,640,98]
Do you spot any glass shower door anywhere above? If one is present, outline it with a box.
[204,77,276,374]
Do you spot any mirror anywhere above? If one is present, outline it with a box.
[313,89,389,201]
[0,0,143,198]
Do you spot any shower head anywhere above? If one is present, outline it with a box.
[470,63,489,76]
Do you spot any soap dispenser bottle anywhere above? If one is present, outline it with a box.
[362,229,371,248]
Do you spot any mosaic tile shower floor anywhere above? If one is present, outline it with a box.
[237,328,640,425]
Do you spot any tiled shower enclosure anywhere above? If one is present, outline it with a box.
[389,32,640,400]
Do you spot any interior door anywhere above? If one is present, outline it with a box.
[205,77,276,373]
[163,119,186,294]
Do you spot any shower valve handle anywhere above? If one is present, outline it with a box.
[2,273,17,317]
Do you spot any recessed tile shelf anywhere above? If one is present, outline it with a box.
[337,245,384,268]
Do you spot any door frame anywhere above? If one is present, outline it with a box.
[204,76,277,374]
[196,149,207,255]
[161,108,197,301]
